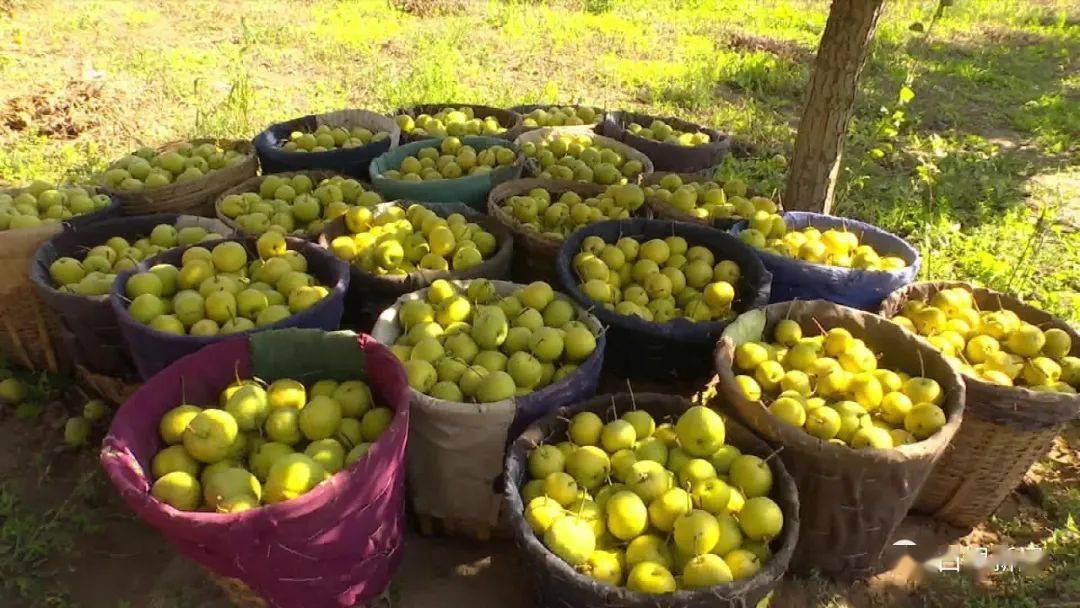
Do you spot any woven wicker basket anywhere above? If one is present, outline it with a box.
[598,111,730,173]
[394,103,524,143]
[213,170,342,238]
[514,126,655,184]
[714,300,965,580]
[103,138,258,217]
[510,104,605,132]
[0,184,120,372]
[644,171,781,230]
[0,281,63,372]
[879,281,1080,527]
[486,178,607,283]
[0,220,64,372]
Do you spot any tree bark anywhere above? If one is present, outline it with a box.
[784,0,886,213]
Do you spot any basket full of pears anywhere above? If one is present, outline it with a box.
[880,281,1080,527]
[714,299,964,580]
[732,211,920,311]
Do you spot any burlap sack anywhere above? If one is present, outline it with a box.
[644,171,780,230]
[394,103,524,143]
[504,392,799,608]
[213,170,341,238]
[879,281,1080,527]
[598,111,731,173]
[714,300,965,580]
[514,126,655,182]
[486,179,607,283]
[370,280,605,529]
[253,109,401,178]
[318,201,513,328]
[102,138,258,217]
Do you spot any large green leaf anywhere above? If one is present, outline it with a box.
[721,308,766,345]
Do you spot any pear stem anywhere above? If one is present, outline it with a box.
[625,379,637,410]
[810,316,828,336]
[763,445,785,463]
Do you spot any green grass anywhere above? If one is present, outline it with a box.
[0,0,1077,605]
[0,0,1075,320]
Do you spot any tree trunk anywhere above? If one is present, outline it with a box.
[784,0,886,213]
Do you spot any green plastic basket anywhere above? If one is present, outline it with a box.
[369,136,524,209]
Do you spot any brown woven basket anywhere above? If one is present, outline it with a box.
[213,170,342,238]
[504,392,799,608]
[0,281,63,372]
[395,103,524,143]
[644,171,781,230]
[75,365,140,405]
[0,217,64,372]
[486,178,607,283]
[879,281,1080,527]
[514,126,655,184]
[205,570,390,608]
[714,300,965,580]
[103,138,258,217]
[511,104,606,132]
[318,201,514,328]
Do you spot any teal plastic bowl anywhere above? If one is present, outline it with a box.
[369,136,524,209]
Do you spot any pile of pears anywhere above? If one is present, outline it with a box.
[219,173,383,237]
[279,123,391,152]
[63,399,111,447]
[123,237,331,336]
[381,137,517,181]
[739,215,907,271]
[520,133,645,185]
[731,320,949,448]
[892,287,1078,393]
[149,376,392,512]
[48,223,229,296]
[1,182,111,230]
[393,279,598,403]
[523,405,784,593]
[646,174,776,223]
[498,184,645,240]
[329,204,497,275]
[99,141,249,192]
[628,119,711,147]
[394,107,507,138]
[572,235,742,323]
[522,106,600,128]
